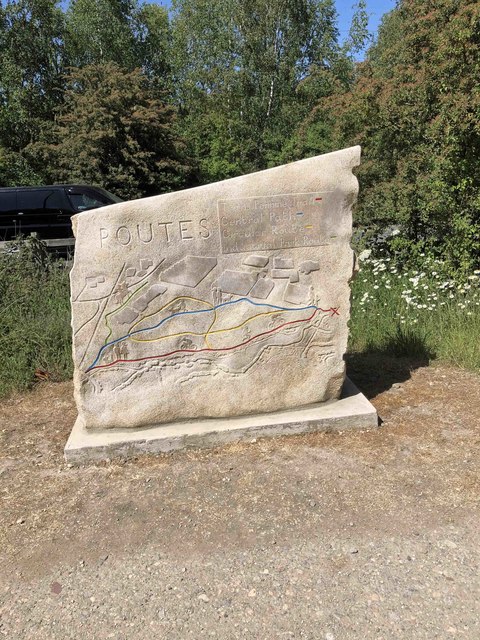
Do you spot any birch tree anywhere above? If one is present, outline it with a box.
[170,0,362,181]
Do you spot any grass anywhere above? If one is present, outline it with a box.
[349,254,480,372]
[0,237,72,397]
[0,239,478,399]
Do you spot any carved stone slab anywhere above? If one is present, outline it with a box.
[70,146,361,429]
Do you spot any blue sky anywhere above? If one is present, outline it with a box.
[335,0,397,43]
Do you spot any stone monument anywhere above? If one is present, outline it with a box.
[65,146,377,462]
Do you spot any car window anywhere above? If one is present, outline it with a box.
[18,190,64,211]
[67,190,111,212]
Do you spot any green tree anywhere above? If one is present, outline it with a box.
[0,0,65,181]
[133,2,170,87]
[65,0,138,68]
[65,0,171,87]
[29,63,191,199]
[0,145,41,187]
[170,0,367,182]
[296,0,480,274]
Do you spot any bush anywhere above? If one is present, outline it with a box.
[0,237,72,397]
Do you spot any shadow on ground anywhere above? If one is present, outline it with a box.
[347,329,435,399]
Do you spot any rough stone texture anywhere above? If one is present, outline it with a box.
[65,379,378,464]
[70,146,360,430]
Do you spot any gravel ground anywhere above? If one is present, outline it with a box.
[0,355,479,639]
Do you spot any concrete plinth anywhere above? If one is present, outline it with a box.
[64,378,378,465]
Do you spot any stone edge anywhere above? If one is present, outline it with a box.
[64,378,378,465]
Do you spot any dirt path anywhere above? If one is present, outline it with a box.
[0,357,479,639]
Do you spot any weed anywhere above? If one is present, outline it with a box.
[350,254,480,372]
[0,237,72,397]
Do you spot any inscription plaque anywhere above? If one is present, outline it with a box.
[218,192,336,254]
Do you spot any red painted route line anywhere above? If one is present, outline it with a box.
[88,307,333,372]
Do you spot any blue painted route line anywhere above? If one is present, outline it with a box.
[86,297,318,372]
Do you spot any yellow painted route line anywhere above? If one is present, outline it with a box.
[131,308,284,347]
[204,309,282,344]
[129,295,217,348]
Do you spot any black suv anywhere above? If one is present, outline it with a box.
[0,184,123,240]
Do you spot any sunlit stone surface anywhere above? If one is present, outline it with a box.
[71,146,361,429]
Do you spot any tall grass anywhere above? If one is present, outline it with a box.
[0,237,72,397]
[350,254,480,372]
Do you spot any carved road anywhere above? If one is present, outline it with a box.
[86,298,340,373]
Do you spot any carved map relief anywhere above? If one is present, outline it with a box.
[71,146,361,429]
[81,254,338,377]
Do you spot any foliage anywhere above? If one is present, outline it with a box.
[64,0,170,85]
[0,0,370,193]
[1,0,479,274]
[350,254,480,372]
[28,63,191,199]
[0,0,176,192]
[65,0,139,69]
[0,237,72,397]
[0,0,65,154]
[133,2,171,87]
[295,0,480,276]
[0,145,42,186]
[170,0,368,182]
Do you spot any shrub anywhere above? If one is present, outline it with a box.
[0,237,72,396]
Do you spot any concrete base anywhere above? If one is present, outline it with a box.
[64,378,378,465]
